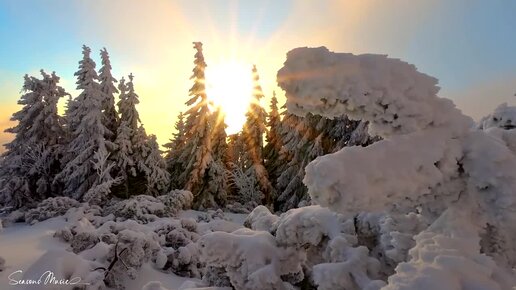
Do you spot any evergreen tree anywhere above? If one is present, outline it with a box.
[83,146,121,205]
[275,110,377,211]
[113,74,155,197]
[263,92,283,187]
[210,107,229,165]
[242,65,274,204]
[178,42,223,208]
[164,111,187,190]
[0,71,67,208]
[227,133,246,169]
[142,135,170,196]
[98,48,119,141]
[54,45,117,200]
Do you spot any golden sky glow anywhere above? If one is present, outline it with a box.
[1,0,516,153]
[205,61,254,134]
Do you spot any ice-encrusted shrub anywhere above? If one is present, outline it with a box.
[104,195,167,223]
[196,209,227,223]
[198,228,305,290]
[102,191,194,224]
[104,229,161,289]
[24,196,80,224]
[158,190,194,213]
[478,102,516,130]
[156,218,203,278]
[244,205,279,232]
[314,236,385,290]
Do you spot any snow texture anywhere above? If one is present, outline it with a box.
[277,46,516,288]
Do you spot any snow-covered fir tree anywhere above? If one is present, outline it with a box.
[98,47,119,141]
[210,107,229,166]
[83,145,121,205]
[227,133,246,169]
[113,74,166,197]
[164,112,187,190]
[141,135,170,196]
[263,92,283,188]
[241,65,274,204]
[0,71,67,208]
[54,45,117,200]
[178,42,224,209]
[275,111,375,211]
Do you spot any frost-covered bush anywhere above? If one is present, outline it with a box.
[104,195,167,223]
[196,209,227,223]
[244,205,279,232]
[104,229,161,289]
[25,196,81,224]
[158,190,194,213]
[277,46,516,287]
[198,228,305,290]
[224,201,256,214]
[102,191,194,224]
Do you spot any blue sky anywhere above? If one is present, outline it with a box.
[0,0,515,149]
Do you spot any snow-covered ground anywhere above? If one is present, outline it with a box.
[0,205,247,290]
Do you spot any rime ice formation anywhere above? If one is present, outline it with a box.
[277,46,516,288]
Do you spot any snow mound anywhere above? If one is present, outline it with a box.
[243,205,279,232]
[198,229,305,290]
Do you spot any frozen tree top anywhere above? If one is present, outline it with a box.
[479,102,516,130]
[277,46,473,137]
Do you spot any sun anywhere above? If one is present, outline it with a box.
[205,61,253,135]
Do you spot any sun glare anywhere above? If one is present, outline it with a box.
[205,61,254,135]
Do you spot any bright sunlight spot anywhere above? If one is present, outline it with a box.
[205,61,253,135]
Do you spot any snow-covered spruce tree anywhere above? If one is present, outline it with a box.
[164,111,187,190]
[275,113,324,211]
[83,146,121,205]
[98,47,119,141]
[227,133,246,169]
[277,47,516,288]
[142,134,170,196]
[178,42,223,209]
[54,45,117,200]
[274,109,377,211]
[0,71,67,208]
[263,92,284,190]
[210,107,229,166]
[241,65,274,205]
[113,74,167,197]
[120,74,148,196]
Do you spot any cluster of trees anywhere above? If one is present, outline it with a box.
[162,43,377,211]
[0,46,168,209]
[0,42,376,212]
